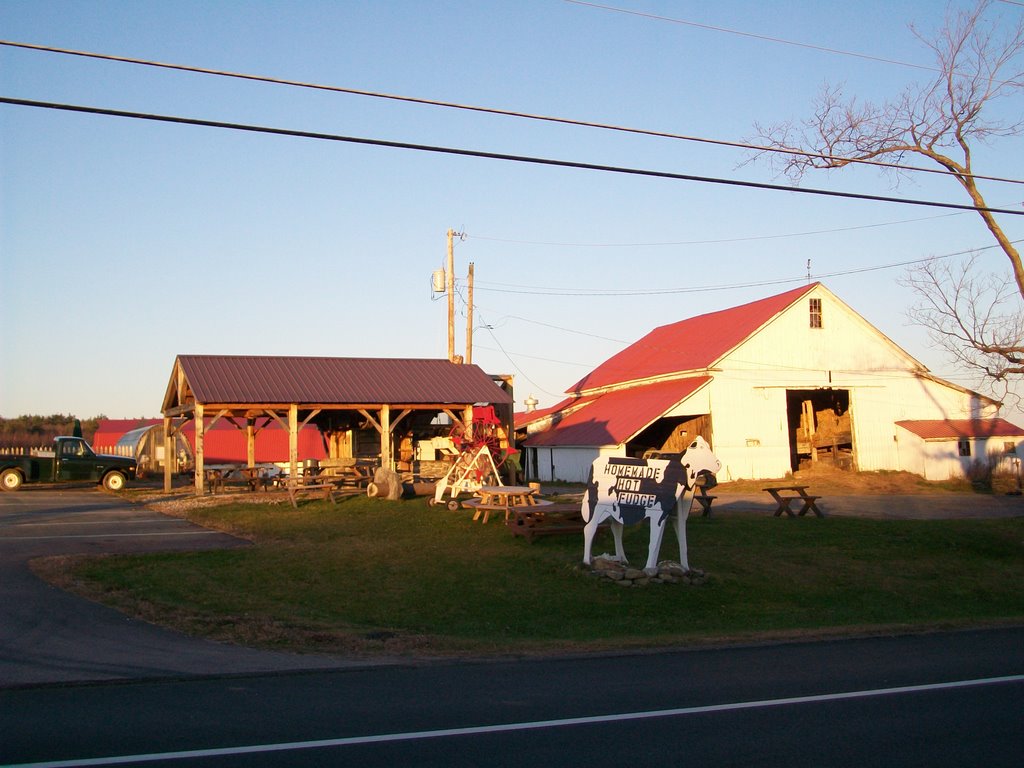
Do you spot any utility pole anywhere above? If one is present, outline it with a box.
[447,228,456,362]
[465,262,474,364]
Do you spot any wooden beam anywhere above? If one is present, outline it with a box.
[288,404,298,480]
[358,409,382,433]
[163,415,173,493]
[381,404,392,468]
[194,403,205,496]
[246,419,255,468]
[300,408,321,429]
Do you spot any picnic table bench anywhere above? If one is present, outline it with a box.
[691,485,716,517]
[463,485,545,523]
[286,476,340,508]
[763,485,824,517]
[506,502,588,542]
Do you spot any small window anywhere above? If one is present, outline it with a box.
[809,298,823,329]
[958,440,971,457]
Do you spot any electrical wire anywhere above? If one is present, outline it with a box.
[467,240,1023,297]
[4,96,1024,218]
[464,210,972,248]
[2,39,1022,186]
[565,1,943,73]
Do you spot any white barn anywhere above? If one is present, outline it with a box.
[519,283,1012,483]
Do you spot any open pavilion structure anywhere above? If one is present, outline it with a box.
[161,354,514,494]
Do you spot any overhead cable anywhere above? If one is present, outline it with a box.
[468,240,1022,298]
[1,39,1022,186]
[465,210,971,248]
[3,96,1024,218]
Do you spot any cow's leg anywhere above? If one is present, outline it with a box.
[610,519,627,562]
[673,494,693,571]
[582,513,600,565]
[644,515,668,574]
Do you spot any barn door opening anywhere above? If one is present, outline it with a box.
[785,389,853,471]
[627,414,712,458]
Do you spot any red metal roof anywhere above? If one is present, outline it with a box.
[524,377,711,447]
[92,418,327,463]
[896,418,1024,440]
[569,284,818,393]
[174,355,512,406]
[514,397,576,430]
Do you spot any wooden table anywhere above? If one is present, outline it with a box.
[238,466,275,492]
[286,476,338,508]
[763,485,824,517]
[691,485,717,517]
[203,468,225,494]
[465,485,546,523]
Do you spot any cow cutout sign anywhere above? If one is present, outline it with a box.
[581,436,721,574]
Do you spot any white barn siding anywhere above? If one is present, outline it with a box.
[896,432,1019,480]
[534,445,623,483]
[526,284,1003,483]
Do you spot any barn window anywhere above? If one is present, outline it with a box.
[958,439,971,457]
[809,298,823,329]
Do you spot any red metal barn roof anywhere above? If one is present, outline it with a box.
[525,377,711,447]
[173,356,512,406]
[569,284,817,393]
[514,397,576,431]
[896,418,1024,441]
[92,419,159,448]
[92,418,327,462]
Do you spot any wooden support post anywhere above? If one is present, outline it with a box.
[447,228,455,362]
[288,404,298,480]
[194,404,205,495]
[381,404,392,469]
[466,261,474,365]
[246,419,256,468]
[163,415,173,493]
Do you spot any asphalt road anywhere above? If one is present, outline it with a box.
[1,488,1021,766]
[0,487,363,686]
[1,628,1021,767]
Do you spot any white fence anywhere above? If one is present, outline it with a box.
[0,445,134,457]
[0,446,50,456]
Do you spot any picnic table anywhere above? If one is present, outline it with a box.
[506,502,585,542]
[285,475,339,508]
[763,485,824,517]
[691,485,716,517]
[463,485,550,523]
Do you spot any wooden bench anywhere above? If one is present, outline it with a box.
[763,485,824,517]
[506,502,588,542]
[691,486,717,517]
[286,477,339,508]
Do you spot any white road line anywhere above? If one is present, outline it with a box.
[4,674,1022,768]
[9,520,191,528]
[1,531,228,541]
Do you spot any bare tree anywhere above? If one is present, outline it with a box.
[751,0,1024,295]
[903,254,1024,402]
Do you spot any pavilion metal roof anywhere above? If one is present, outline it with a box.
[169,355,512,407]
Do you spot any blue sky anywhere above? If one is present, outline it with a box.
[1,0,1022,419]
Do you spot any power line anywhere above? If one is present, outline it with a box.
[565,0,944,73]
[2,39,1022,186]
[468,240,1024,297]
[4,96,1024,217]
[465,210,972,248]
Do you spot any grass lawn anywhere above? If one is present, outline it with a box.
[41,494,1024,657]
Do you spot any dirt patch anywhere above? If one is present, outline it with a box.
[715,463,1005,495]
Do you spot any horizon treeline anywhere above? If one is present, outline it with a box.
[0,414,105,446]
